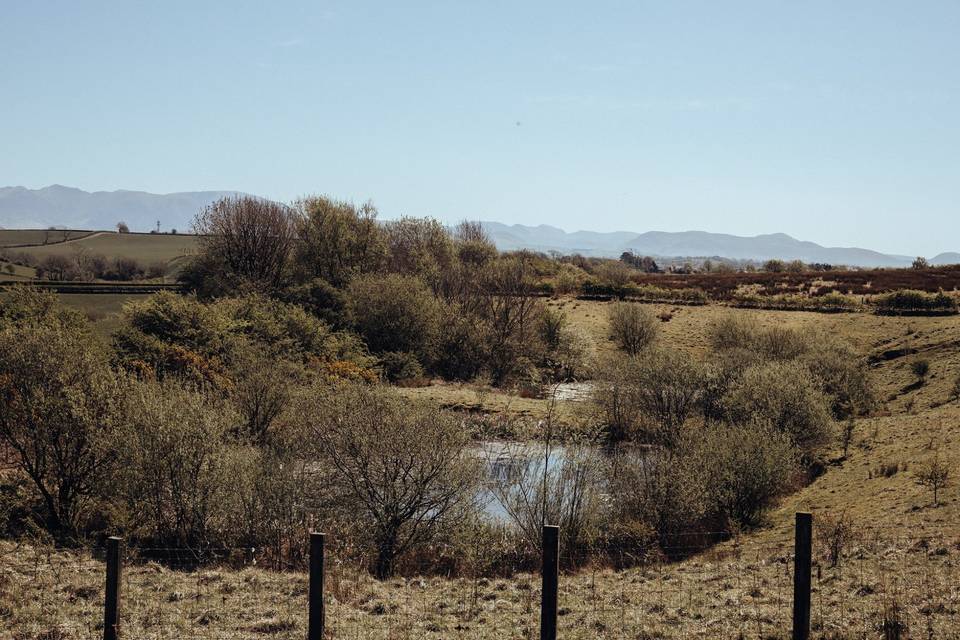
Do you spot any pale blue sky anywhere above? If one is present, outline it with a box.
[2,1,958,255]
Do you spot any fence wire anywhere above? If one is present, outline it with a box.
[2,526,958,639]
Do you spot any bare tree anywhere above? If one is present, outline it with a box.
[915,454,950,506]
[309,384,480,578]
[193,196,297,291]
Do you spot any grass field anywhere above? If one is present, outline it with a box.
[0,229,200,280]
[0,229,97,247]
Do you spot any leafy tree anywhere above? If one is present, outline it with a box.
[293,196,386,287]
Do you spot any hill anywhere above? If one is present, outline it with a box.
[0,185,239,232]
[931,251,960,266]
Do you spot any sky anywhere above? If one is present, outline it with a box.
[2,1,959,256]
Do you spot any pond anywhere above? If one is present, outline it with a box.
[473,440,593,521]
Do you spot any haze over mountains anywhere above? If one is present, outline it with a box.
[1,185,956,267]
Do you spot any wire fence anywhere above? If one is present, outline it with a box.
[3,521,959,639]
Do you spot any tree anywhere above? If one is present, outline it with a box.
[914,454,950,506]
[607,302,658,356]
[309,384,480,578]
[623,348,705,448]
[116,221,130,233]
[192,196,297,292]
[292,196,386,287]
[912,256,929,270]
[0,314,124,537]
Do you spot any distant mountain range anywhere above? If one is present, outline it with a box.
[478,223,955,268]
[0,185,240,233]
[1,185,957,267]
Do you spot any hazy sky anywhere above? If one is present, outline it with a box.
[2,1,959,255]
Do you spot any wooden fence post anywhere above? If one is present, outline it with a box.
[540,525,559,640]
[308,532,326,640]
[103,536,122,640]
[793,512,813,640]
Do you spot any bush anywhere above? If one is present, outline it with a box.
[607,302,658,356]
[346,273,441,362]
[116,380,248,546]
[607,449,708,556]
[910,358,930,383]
[874,289,958,315]
[378,351,425,383]
[279,277,348,328]
[0,313,125,538]
[801,334,876,418]
[723,361,835,460]
[431,305,488,381]
[592,348,705,446]
[690,421,797,528]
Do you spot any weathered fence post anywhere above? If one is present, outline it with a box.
[103,536,122,640]
[308,532,326,640]
[540,525,559,640]
[793,512,813,640]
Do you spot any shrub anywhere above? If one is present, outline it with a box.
[346,273,441,363]
[690,421,797,528]
[801,334,876,418]
[952,372,960,402]
[378,351,425,383]
[431,305,488,381]
[607,449,707,556]
[308,384,481,578]
[910,358,930,383]
[279,277,348,328]
[818,512,857,568]
[607,302,658,356]
[116,380,247,546]
[874,289,958,315]
[723,361,835,460]
[708,315,809,360]
[0,315,125,538]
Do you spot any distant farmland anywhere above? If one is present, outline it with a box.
[0,229,200,277]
